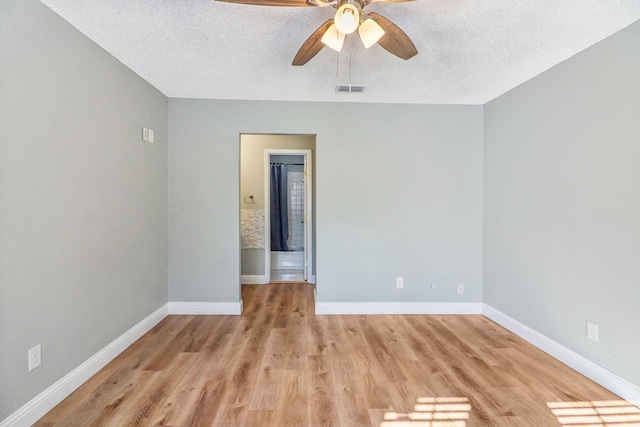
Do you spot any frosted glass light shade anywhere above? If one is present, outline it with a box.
[321,24,345,51]
[334,4,359,34]
[358,17,385,48]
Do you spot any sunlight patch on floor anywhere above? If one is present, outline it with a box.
[547,400,640,426]
[380,397,471,427]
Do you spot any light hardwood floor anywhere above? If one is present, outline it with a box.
[35,283,636,426]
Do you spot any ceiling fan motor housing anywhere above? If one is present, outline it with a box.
[335,0,361,34]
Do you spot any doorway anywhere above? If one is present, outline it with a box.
[265,150,313,283]
[239,134,315,285]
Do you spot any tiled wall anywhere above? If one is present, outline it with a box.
[287,171,305,251]
[240,209,264,249]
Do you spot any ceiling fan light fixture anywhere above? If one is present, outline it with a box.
[334,3,359,34]
[321,23,345,51]
[358,17,385,48]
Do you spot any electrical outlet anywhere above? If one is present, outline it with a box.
[28,344,41,371]
[396,277,404,288]
[457,283,464,294]
[587,321,599,342]
[142,127,154,143]
[431,283,438,289]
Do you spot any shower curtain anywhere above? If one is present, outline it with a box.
[270,163,289,251]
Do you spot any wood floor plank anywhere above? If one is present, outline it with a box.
[145,352,209,426]
[249,330,286,410]
[273,369,309,427]
[245,409,275,425]
[309,368,339,427]
[35,283,631,427]
[142,316,208,371]
[307,315,329,360]
[273,285,294,328]
[210,403,249,427]
[339,316,407,410]
[323,316,373,427]
[182,379,229,427]
[359,315,409,382]
[94,370,169,426]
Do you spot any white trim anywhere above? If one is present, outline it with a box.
[168,302,242,315]
[308,274,316,285]
[0,305,168,427]
[303,151,313,283]
[240,275,268,285]
[264,148,314,285]
[482,304,640,406]
[315,302,483,315]
[263,149,271,282]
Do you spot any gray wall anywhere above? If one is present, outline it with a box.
[484,21,640,386]
[169,100,483,303]
[0,0,168,420]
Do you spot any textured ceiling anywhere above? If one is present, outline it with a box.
[40,0,640,104]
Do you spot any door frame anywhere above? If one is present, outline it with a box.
[264,149,314,283]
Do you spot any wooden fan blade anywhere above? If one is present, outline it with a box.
[368,0,415,3]
[368,12,417,60]
[292,19,333,66]
[306,0,337,6]
[216,0,309,7]
[367,0,415,3]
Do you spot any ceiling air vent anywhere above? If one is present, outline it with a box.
[336,85,366,94]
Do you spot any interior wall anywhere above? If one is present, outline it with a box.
[0,0,168,420]
[240,135,315,277]
[484,20,640,388]
[169,100,483,303]
[4,0,638,420]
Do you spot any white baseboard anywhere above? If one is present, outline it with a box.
[168,302,242,315]
[240,275,268,285]
[0,304,169,427]
[315,302,483,315]
[482,304,640,406]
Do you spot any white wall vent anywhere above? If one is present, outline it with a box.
[336,85,366,94]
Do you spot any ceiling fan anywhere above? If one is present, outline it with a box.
[216,0,418,66]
